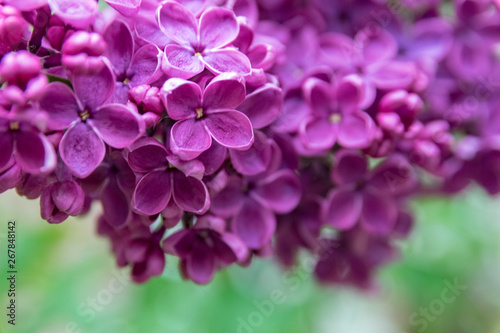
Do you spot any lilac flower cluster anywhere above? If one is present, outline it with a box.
[1,0,499,287]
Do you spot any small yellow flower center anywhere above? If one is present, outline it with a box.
[195,107,204,120]
[123,78,130,85]
[9,122,19,131]
[330,113,342,123]
[194,52,202,57]
[80,110,91,122]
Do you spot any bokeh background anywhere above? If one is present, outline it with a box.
[0,188,499,333]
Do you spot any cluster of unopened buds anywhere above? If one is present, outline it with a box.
[1,0,499,287]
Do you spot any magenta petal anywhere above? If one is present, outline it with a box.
[14,131,56,174]
[220,232,248,262]
[199,8,239,49]
[337,112,374,148]
[135,17,171,48]
[161,78,202,120]
[103,20,134,76]
[202,49,252,75]
[229,130,271,176]
[172,171,210,214]
[332,150,368,185]
[356,28,397,64]
[59,122,105,178]
[187,243,215,284]
[367,156,417,195]
[157,1,197,46]
[101,179,130,227]
[170,119,212,160]
[48,0,97,29]
[127,137,168,173]
[204,110,254,150]
[360,192,398,235]
[104,0,140,17]
[367,61,416,90]
[0,162,21,193]
[236,84,282,129]
[162,45,204,80]
[322,189,362,230]
[252,170,301,214]
[300,117,337,150]
[128,44,161,85]
[39,82,80,130]
[303,78,332,118]
[203,73,246,110]
[0,134,14,171]
[133,170,171,215]
[89,104,144,148]
[232,198,275,249]
[72,61,115,111]
[197,142,227,175]
[210,176,245,218]
[319,32,355,68]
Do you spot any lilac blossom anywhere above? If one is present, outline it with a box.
[1,0,500,288]
[160,73,254,160]
[39,61,145,178]
[158,2,251,79]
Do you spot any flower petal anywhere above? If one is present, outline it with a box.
[0,133,13,171]
[39,82,80,130]
[172,171,210,214]
[360,191,398,235]
[72,61,115,111]
[210,175,245,218]
[128,44,161,85]
[132,170,172,215]
[203,73,246,110]
[300,117,337,150]
[187,242,215,284]
[331,149,368,185]
[229,130,271,176]
[89,104,144,148]
[162,44,204,79]
[232,198,275,249]
[59,122,105,178]
[202,49,251,75]
[103,20,134,76]
[14,131,56,174]
[252,169,302,214]
[104,0,140,17]
[127,137,168,173]
[170,118,212,160]
[157,1,197,46]
[337,112,374,148]
[322,189,362,230]
[135,16,171,48]
[101,178,130,227]
[161,78,202,120]
[236,84,282,129]
[199,8,239,49]
[204,110,254,150]
[48,0,98,29]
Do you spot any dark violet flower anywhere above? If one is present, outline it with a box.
[162,215,248,284]
[160,73,254,160]
[211,170,301,249]
[0,109,56,175]
[39,61,145,178]
[299,76,375,150]
[127,136,210,216]
[322,150,417,235]
[40,179,85,223]
[103,20,162,103]
[158,2,251,79]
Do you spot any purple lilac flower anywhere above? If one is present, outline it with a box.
[160,73,254,160]
[162,215,248,284]
[158,2,251,79]
[39,61,145,177]
[127,136,210,216]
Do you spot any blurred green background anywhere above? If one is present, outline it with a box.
[0,189,499,333]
